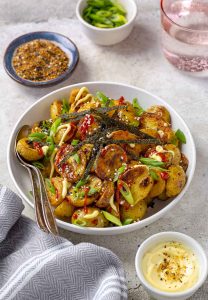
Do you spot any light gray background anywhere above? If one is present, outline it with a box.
[0,1,208,299]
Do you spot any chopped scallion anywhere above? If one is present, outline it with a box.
[175,129,186,144]
[102,211,122,226]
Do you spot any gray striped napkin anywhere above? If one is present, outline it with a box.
[0,185,127,300]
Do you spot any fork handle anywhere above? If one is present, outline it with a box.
[35,168,59,235]
[28,168,49,233]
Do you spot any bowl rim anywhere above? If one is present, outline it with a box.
[76,0,137,32]
[7,81,196,235]
[3,31,79,88]
[135,231,208,297]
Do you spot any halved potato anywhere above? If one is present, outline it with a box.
[96,181,114,208]
[54,123,76,145]
[55,145,87,183]
[147,105,171,123]
[54,199,74,218]
[139,112,169,131]
[120,165,153,204]
[69,88,80,104]
[140,128,160,139]
[164,144,181,165]
[68,175,102,207]
[46,177,67,207]
[81,144,94,161]
[17,138,44,161]
[109,130,147,157]
[71,207,108,228]
[50,100,62,120]
[117,103,139,126]
[166,165,186,197]
[95,144,127,180]
[120,200,147,222]
[148,169,166,198]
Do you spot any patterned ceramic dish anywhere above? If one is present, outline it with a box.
[7,82,196,235]
[3,31,79,87]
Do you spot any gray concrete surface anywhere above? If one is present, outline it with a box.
[0,1,208,299]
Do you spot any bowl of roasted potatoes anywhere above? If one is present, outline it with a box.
[8,82,196,235]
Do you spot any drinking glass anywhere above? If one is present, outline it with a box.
[161,0,208,76]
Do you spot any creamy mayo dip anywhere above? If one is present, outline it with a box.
[142,241,199,292]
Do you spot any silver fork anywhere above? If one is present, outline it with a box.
[15,125,59,235]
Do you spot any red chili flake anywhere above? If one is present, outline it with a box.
[80,114,94,138]
[92,219,98,225]
[73,213,78,220]
[118,96,125,105]
[160,172,169,180]
[158,152,167,162]
[84,187,90,214]
[33,142,43,156]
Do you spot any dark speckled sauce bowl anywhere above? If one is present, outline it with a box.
[3,31,79,87]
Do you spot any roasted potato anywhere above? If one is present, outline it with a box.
[120,200,147,222]
[68,175,102,207]
[46,177,71,207]
[54,199,74,218]
[164,144,181,165]
[166,165,186,197]
[117,103,139,126]
[16,138,44,161]
[71,207,108,227]
[148,169,166,198]
[55,145,87,183]
[69,88,80,104]
[140,128,160,139]
[109,130,147,157]
[81,144,94,161]
[96,181,114,208]
[120,165,153,204]
[139,112,169,131]
[50,100,62,120]
[147,105,171,123]
[53,123,76,145]
[95,144,127,180]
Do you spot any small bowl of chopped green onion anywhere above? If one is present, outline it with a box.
[76,0,137,45]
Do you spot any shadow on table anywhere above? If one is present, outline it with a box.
[100,23,158,57]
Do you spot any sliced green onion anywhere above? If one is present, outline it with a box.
[149,169,159,180]
[73,153,80,164]
[72,189,85,199]
[73,219,87,227]
[113,163,127,182]
[175,129,186,144]
[96,91,113,107]
[50,118,61,137]
[71,139,80,146]
[75,176,89,189]
[88,187,98,196]
[102,211,122,226]
[118,180,134,205]
[61,99,69,114]
[132,98,144,116]
[45,178,56,194]
[28,132,47,142]
[139,157,165,167]
[123,219,133,226]
[32,161,45,170]
[46,136,55,155]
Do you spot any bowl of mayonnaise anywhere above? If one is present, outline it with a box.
[135,232,208,300]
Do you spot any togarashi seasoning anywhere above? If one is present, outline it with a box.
[12,39,69,82]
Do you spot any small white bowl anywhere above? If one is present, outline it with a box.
[76,0,137,45]
[135,232,208,300]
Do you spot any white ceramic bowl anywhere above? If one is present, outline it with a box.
[7,82,196,235]
[76,0,137,45]
[135,232,208,300]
